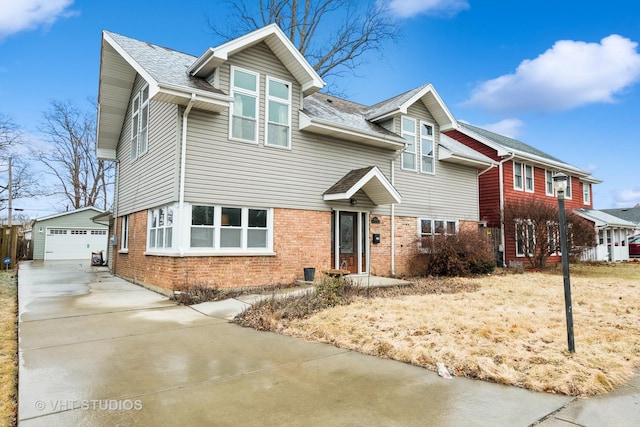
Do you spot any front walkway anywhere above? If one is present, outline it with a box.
[17,261,637,426]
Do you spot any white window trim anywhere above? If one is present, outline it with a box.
[229,66,260,144]
[583,182,590,205]
[545,170,555,196]
[565,175,573,199]
[419,120,435,175]
[130,84,149,162]
[418,218,458,251]
[524,164,534,193]
[401,116,417,171]
[147,204,176,252]
[120,215,129,252]
[264,76,292,150]
[187,204,274,255]
[513,161,523,190]
[515,221,535,257]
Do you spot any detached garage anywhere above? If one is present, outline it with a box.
[32,207,109,262]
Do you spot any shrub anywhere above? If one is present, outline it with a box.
[413,229,496,277]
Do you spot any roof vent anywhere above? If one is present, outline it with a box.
[327,98,333,103]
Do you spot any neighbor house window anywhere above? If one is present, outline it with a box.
[565,175,572,199]
[230,67,259,143]
[524,164,534,192]
[515,221,534,256]
[401,116,416,170]
[130,85,149,161]
[121,215,129,251]
[420,121,435,174]
[148,205,174,250]
[265,77,291,148]
[583,182,590,204]
[545,170,554,196]
[189,205,271,252]
[419,218,457,248]
[513,161,523,190]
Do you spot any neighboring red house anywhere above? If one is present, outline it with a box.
[445,122,601,266]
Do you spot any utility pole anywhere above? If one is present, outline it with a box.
[7,156,12,227]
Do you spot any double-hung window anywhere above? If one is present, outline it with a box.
[524,164,534,192]
[131,85,149,161]
[230,67,258,143]
[401,116,416,170]
[190,205,271,251]
[265,77,291,148]
[515,221,534,256]
[513,161,523,190]
[565,175,572,199]
[583,182,590,205]
[545,170,554,196]
[420,121,435,174]
[148,205,174,250]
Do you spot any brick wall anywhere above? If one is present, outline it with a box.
[113,209,480,290]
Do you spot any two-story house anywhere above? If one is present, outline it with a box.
[96,24,495,291]
[445,122,601,266]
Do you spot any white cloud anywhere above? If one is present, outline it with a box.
[0,0,76,40]
[386,0,469,18]
[477,118,523,139]
[463,35,640,113]
[614,187,640,207]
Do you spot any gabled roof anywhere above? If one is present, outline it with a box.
[455,122,601,181]
[574,208,638,229]
[98,31,234,159]
[189,23,324,96]
[601,206,640,225]
[439,134,496,168]
[324,166,401,205]
[364,83,457,131]
[301,93,406,150]
[34,207,105,223]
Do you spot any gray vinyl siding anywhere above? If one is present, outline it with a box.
[183,42,394,212]
[116,74,180,215]
[392,103,480,221]
[32,209,107,260]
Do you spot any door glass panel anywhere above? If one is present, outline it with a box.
[340,215,354,253]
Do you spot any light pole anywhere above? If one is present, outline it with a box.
[553,172,575,353]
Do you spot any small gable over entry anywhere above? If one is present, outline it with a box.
[323,166,401,205]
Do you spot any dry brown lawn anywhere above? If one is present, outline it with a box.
[277,262,640,397]
[0,271,17,427]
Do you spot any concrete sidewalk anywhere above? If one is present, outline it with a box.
[17,261,638,426]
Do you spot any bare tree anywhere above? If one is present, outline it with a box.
[503,197,595,268]
[209,0,400,85]
[0,113,42,212]
[34,100,114,210]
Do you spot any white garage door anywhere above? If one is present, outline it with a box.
[44,228,108,261]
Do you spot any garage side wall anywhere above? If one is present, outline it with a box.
[32,209,108,260]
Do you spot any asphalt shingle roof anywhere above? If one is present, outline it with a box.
[601,206,640,225]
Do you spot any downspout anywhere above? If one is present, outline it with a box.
[498,153,515,267]
[390,148,404,277]
[113,160,120,273]
[177,94,196,256]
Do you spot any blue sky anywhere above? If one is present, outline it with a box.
[1,0,640,218]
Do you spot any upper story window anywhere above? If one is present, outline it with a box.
[131,85,149,161]
[583,182,590,205]
[524,164,534,192]
[513,161,523,190]
[401,116,416,170]
[148,205,174,251]
[565,175,572,199]
[265,77,291,149]
[545,170,554,196]
[420,121,435,174]
[230,67,259,143]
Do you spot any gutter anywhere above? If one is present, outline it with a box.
[177,94,196,256]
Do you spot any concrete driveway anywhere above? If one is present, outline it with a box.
[17,261,637,426]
